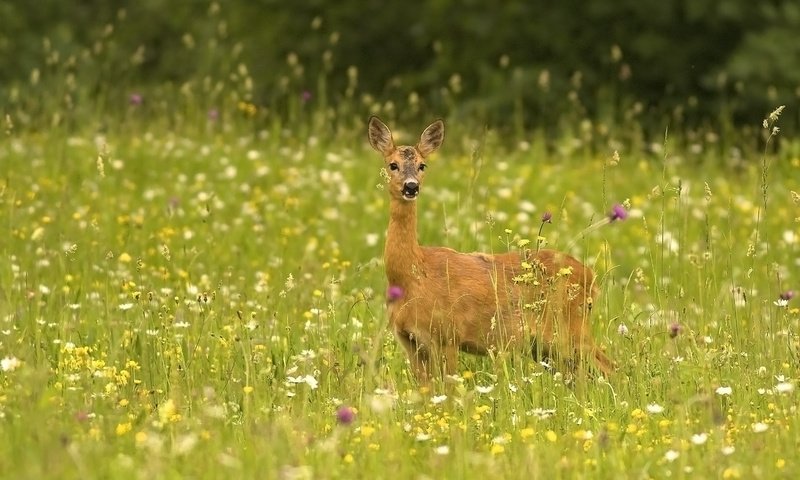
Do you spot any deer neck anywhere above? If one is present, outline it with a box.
[385,199,425,287]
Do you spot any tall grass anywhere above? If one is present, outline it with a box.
[2,14,799,480]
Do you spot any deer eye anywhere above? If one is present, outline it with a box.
[419,164,427,172]
[388,163,399,171]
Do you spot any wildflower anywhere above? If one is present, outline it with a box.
[301,91,312,103]
[287,375,318,389]
[664,450,680,462]
[541,211,552,223]
[387,285,404,303]
[691,433,708,445]
[475,384,494,394]
[715,386,732,396]
[779,290,794,302]
[369,391,395,413]
[608,204,628,222]
[430,394,447,405]
[237,101,257,117]
[572,430,593,440]
[158,399,178,425]
[116,422,133,436]
[336,406,356,426]
[529,408,556,419]
[752,422,769,433]
[668,322,681,338]
[129,93,143,106]
[434,445,450,455]
[617,323,629,336]
[1,356,21,371]
[207,109,219,121]
[775,382,794,394]
[646,403,664,414]
[721,446,735,456]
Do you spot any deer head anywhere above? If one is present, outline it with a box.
[368,116,444,201]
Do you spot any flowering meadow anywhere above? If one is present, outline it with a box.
[1,90,799,480]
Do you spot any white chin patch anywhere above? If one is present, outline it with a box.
[402,193,418,201]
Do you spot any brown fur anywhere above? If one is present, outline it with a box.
[368,116,614,383]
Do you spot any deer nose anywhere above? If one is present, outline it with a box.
[402,180,419,198]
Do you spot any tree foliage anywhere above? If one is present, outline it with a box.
[0,0,796,129]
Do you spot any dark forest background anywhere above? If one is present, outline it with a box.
[1,0,798,139]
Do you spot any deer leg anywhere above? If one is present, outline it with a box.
[579,339,614,377]
[439,344,459,378]
[396,330,432,384]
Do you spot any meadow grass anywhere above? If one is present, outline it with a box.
[1,97,799,480]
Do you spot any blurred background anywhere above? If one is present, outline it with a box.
[1,0,797,146]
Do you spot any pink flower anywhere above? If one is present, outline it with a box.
[387,285,404,303]
[336,405,355,426]
[609,204,628,222]
[669,322,681,339]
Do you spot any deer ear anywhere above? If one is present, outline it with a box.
[417,119,444,157]
[368,116,395,156]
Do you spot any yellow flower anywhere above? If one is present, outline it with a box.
[343,453,354,464]
[520,428,535,440]
[158,398,177,425]
[722,467,740,479]
[118,252,132,263]
[545,430,558,442]
[572,430,593,440]
[490,444,505,455]
[116,422,132,436]
[243,385,254,394]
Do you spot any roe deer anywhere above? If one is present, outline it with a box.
[368,116,614,384]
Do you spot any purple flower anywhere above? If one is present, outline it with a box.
[387,285,404,303]
[129,93,143,106]
[609,204,628,222]
[779,291,795,301]
[541,211,552,223]
[301,90,312,103]
[668,322,681,339]
[207,108,219,121]
[336,405,355,426]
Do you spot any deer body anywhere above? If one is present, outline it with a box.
[369,116,613,383]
